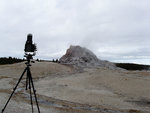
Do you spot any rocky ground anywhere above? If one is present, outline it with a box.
[0,61,150,113]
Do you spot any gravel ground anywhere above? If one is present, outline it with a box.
[0,62,150,113]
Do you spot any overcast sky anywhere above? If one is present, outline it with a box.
[0,0,150,64]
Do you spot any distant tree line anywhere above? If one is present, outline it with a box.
[52,59,60,63]
[0,57,24,65]
[115,63,150,70]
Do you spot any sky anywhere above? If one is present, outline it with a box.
[0,0,150,64]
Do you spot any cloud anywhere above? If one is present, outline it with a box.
[0,0,150,64]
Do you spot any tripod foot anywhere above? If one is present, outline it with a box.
[1,109,4,113]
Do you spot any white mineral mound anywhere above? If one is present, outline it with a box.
[60,45,116,69]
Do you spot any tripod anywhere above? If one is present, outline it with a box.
[1,56,41,113]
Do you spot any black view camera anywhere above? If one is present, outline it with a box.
[24,34,37,59]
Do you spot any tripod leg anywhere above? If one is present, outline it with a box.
[28,68,41,113]
[1,67,27,113]
[28,73,34,113]
[26,73,29,90]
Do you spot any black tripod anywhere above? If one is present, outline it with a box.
[1,56,41,113]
